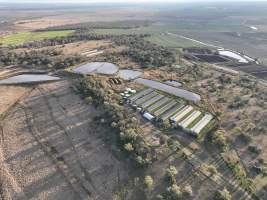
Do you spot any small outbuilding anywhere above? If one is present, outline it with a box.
[143,112,155,121]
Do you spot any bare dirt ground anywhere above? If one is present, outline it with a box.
[0,81,130,200]
[57,40,111,56]
[0,85,31,115]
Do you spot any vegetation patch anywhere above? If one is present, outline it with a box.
[77,75,153,167]
[0,30,75,45]
[223,151,255,193]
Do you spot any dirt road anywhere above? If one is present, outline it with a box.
[0,81,129,200]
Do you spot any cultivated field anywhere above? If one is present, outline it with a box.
[0,30,74,45]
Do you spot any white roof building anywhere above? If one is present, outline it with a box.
[190,114,213,135]
[143,112,155,121]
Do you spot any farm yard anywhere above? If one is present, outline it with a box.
[126,86,215,138]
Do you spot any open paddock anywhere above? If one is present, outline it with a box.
[195,54,230,63]
[183,48,213,55]
[227,63,267,80]
[0,30,75,46]
[190,54,230,63]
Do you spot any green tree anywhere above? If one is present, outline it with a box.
[166,165,178,184]
[183,184,193,196]
[214,188,232,200]
[124,143,134,152]
[144,176,153,189]
[167,184,182,199]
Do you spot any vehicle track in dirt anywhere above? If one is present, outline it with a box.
[36,86,98,194]
[0,87,35,200]
[1,81,130,200]
[20,103,90,199]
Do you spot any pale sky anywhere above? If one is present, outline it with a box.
[1,0,267,3]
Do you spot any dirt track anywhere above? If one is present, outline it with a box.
[0,81,129,200]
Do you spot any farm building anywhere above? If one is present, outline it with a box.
[159,104,184,122]
[165,80,182,87]
[178,110,202,129]
[170,105,193,123]
[153,100,177,117]
[146,97,171,113]
[135,78,201,102]
[128,88,153,102]
[140,94,164,110]
[134,91,158,106]
[190,114,213,136]
[143,112,155,121]
[126,87,215,138]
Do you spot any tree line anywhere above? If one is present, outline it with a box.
[77,75,153,167]
[1,30,176,69]
[113,35,176,68]
[35,20,151,32]
[0,49,85,69]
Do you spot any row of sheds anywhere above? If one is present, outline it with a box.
[127,88,213,136]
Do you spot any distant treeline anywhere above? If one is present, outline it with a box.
[0,49,85,69]
[114,35,176,68]
[2,29,175,69]
[17,31,111,49]
[34,20,152,32]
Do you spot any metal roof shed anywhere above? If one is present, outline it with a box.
[178,110,202,129]
[160,104,184,121]
[129,88,153,102]
[135,91,158,105]
[143,112,155,121]
[140,94,164,109]
[190,114,213,135]
[147,97,171,113]
[170,105,193,123]
[153,100,177,117]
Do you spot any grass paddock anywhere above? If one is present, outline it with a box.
[0,30,75,45]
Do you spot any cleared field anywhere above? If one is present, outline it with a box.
[193,54,230,63]
[0,81,130,200]
[147,34,205,48]
[223,63,267,80]
[0,30,74,45]
[92,27,204,48]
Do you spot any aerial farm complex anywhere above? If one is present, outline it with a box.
[1,2,267,199]
[125,86,215,137]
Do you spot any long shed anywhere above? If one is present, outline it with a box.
[160,104,184,121]
[146,97,170,113]
[140,94,164,109]
[135,91,158,105]
[170,105,193,123]
[190,114,213,135]
[178,110,201,129]
[153,100,177,117]
[129,88,153,102]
